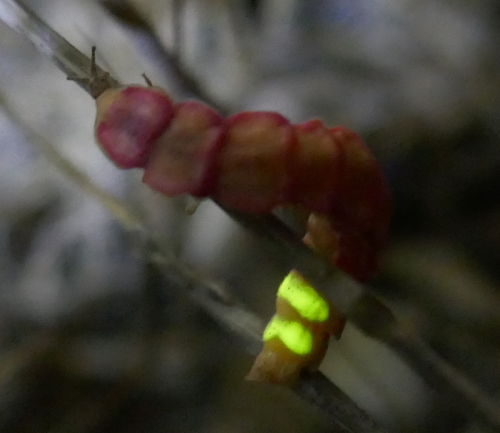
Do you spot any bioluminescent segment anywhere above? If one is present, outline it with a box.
[277,271,329,322]
[263,316,313,356]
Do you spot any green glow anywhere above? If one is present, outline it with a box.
[277,271,329,322]
[263,316,313,356]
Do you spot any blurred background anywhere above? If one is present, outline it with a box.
[0,0,499,432]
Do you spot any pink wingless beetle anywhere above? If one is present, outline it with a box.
[88,50,391,282]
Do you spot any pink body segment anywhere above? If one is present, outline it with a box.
[291,119,342,214]
[95,86,174,168]
[213,111,296,213]
[142,101,225,197]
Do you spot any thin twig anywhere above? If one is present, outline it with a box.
[294,371,388,433]
[1,0,499,431]
[0,0,118,94]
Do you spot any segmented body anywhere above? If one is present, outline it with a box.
[246,270,345,384]
[94,85,391,282]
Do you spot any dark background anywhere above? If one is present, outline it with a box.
[0,0,499,432]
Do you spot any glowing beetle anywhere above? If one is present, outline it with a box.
[246,271,345,385]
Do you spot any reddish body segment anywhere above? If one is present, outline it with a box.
[142,100,225,197]
[214,111,296,213]
[94,85,391,282]
[95,86,174,168]
[291,119,341,213]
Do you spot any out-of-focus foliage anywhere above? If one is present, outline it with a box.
[0,0,499,432]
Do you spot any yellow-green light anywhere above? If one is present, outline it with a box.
[277,271,329,322]
[263,316,313,356]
